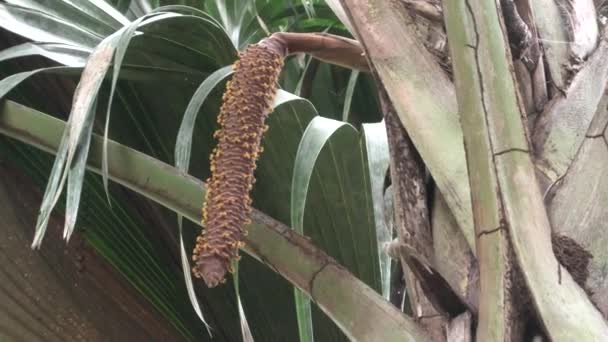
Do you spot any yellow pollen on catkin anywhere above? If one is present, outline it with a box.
[191,43,284,288]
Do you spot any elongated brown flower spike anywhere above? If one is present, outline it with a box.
[192,40,285,287]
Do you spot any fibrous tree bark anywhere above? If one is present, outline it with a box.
[333,0,608,340]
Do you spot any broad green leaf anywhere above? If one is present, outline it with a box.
[309,63,340,119]
[291,117,345,233]
[251,90,317,341]
[291,116,345,342]
[112,0,156,17]
[290,116,385,340]
[136,14,236,66]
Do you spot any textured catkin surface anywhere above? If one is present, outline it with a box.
[192,44,284,287]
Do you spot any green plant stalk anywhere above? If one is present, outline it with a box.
[443,0,513,339]
[0,100,430,342]
[443,0,608,340]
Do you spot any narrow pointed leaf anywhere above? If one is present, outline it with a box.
[175,65,234,171]
[0,67,79,99]
[33,35,118,248]
[179,223,213,334]
[290,115,386,340]
[86,0,131,26]
[290,116,346,342]
[341,70,359,122]
[233,262,254,342]
[291,116,346,233]
[64,99,96,241]
[103,12,165,203]
[0,42,90,67]
[361,120,390,298]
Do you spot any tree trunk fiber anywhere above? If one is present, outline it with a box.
[335,0,608,340]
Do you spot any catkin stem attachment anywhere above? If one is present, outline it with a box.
[192,42,284,287]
